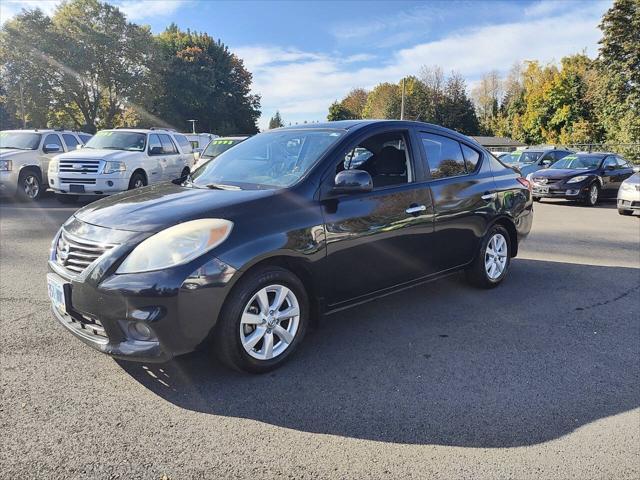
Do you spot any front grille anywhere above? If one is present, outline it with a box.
[55,229,117,275]
[59,159,101,174]
[60,178,96,185]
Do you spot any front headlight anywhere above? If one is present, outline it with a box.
[567,175,588,184]
[0,159,12,171]
[103,161,126,174]
[48,159,58,173]
[621,182,634,191]
[116,219,233,274]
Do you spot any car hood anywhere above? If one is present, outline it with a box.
[56,148,139,161]
[0,148,34,159]
[622,173,640,184]
[75,182,275,233]
[532,168,597,180]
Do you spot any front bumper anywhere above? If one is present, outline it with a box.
[49,174,129,195]
[48,234,238,362]
[531,182,590,200]
[617,188,640,210]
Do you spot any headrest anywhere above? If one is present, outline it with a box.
[373,146,406,174]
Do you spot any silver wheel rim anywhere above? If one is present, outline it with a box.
[240,284,300,361]
[590,185,598,204]
[133,178,144,188]
[485,233,508,280]
[23,175,40,199]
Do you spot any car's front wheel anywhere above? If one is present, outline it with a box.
[128,172,147,190]
[17,169,43,201]
[214,266,309,373]
[584,183,599,206]
[466,225,511,289]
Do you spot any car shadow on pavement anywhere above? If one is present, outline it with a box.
[118,258,640,448]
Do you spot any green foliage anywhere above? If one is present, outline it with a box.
[268,111,284,129]
[153,24,260,134]
[327,101,357,121]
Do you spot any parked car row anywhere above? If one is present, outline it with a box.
[0,128,241,203]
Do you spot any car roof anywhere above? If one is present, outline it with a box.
[573,152,611,157]
[2,129,84,134]
[213,136,249,140]
[275,120,479,144]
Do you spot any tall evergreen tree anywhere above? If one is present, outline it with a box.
[268,111,284,129]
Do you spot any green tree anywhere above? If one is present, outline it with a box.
[340,88,369,118]
[441,73,479,135]
[327,101,356,121]
[268,111,284,129]
[0,0,157,132]
[362,83,398,118]
[154,24,260,134]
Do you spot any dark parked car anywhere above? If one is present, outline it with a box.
[530,152,636,206]
[503,148,573,178]
[47,120,533,373]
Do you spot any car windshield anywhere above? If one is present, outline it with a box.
[508,151,542,163]
[84,131,146,151]
[0,132,41,150]
[550,155,602,170]
[191,130,343,189]
[202,138,244,159]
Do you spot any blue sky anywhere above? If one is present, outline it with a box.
[1,0,612,130]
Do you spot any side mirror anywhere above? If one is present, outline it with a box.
[332,169,373,195]
[43,144,61,154]
[149,146,163,155]
[632,166,640,173]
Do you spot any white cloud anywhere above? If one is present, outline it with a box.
[241,1,610,130]
[0,0,60,24]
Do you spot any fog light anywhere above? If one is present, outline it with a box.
[128,321,154,341]
[50,179,54,185]
[107,180,113,187]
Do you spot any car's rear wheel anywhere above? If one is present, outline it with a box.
[466,225,511,289]
[214,266,309,373]
[128,172,147,190]
[584,183,599,206]
[17,169,43,201]
[618,208,633,216]
[55,194,78,204]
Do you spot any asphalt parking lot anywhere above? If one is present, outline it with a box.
[1,194,639,479]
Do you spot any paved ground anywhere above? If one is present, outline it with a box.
[1,193,639,479]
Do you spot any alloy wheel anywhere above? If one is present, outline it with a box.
[23,175,40,199]
[133,178,144,188]
[239,284,300,361]
[589,184,598,205]
[484,233,508,280]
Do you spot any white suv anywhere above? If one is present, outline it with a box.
[49,129,195,203]
[0,129,92,200]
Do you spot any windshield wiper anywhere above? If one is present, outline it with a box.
[206,183,241,191]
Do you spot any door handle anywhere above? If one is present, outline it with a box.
[481,192,497,201]
[405,204,426,215]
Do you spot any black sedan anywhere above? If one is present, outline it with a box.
[47,120,533,373]
[530,152,636,206]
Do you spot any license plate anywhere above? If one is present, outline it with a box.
[69,185,85,193]
[47,274,68,314]
[534,186,549,194]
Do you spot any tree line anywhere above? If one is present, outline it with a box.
[0,0,261,134]
[327,0,639,160]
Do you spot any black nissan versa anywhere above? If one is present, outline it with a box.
[47,120,533,373]
[530,152,636,206]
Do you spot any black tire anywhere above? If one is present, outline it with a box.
[465,225,511,289]
[584,183,599,206]
[128,172,147,190]
[214,266,309,373]
[618,208,633,216]
[533,196,541,202]
[16,169,43,201]
[55,194,79,204]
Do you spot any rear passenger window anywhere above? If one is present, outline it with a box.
[175,135,193,153]
[461,144,480,172]
[62,134,79,150]
[420,133,466,179]
[159,134,177,154]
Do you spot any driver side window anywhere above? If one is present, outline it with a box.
[603,156,617,169]
[338,131,412,189]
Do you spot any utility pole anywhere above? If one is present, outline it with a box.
[188,119,197,134]
[19,81,26,129]
[400,77,405,121]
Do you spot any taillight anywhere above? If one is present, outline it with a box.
[517,177,532,191]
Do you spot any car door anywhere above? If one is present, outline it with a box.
[158,134,181,179]
[146,134,167,183]
[320,127,435,305]
[615,156,635,187]
[417,131,498,273]
[39,133,65,183]
[600,155,619,196]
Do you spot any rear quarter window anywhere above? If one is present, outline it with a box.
[175,135,193,153]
